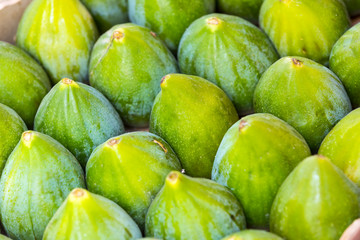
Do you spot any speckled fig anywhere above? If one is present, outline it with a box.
[221,230,283,240]
[86,132,182,230]
[43,188,142,240]
[89,24,178,127]
[259,0,350,65]
[150,74,238,178]
[81,0,128,32]
[128,0,215,52]
[178,14,278,115]
[0,131,85,240]
[16,0,99,84]
[319,108,360,186]
[217,0,264,23]
[330,23,360,108]
[34,78,125,168]
[0,41,51,127]
[212,113,311,228]
[270,155,360,240]
[145,171,246,240]
[254,57,351,151]
[0,103,27,173]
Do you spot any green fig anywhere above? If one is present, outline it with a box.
[34,78,125,168]
[0,235,11,240]
[178,14,278,115]
[259,0,350,65]
[150,74,238,178]
[80,0,128,33]
[128,0,215,52]
[0,131,85,240]
[43,188,142,240]
[270,155,360,240]
[0,41,51,127]
[16,0,99,84]
[145,171,246,240]
[221,230,283,240]
[330,23,360,108]
[89,23,178,127]
[0,104,27,173]
[344,0,360,16]
[212,113,311,228]
[254,57,351,152]
[319,108,360,186]
[86,132,182,230]
[217,0,264,23]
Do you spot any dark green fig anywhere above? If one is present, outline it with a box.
[34,78,125,168]
[16,0,99,84]
[178,14,278,115]
[128,0,215,52]
[89,24,178,127]
[0,131,85,240]
[145,171,246,240]
[80,0,128,33]
[212,113,311,228]
[330,23,360,108]
[270,155,360,240]
[259,0,350,65]
[43,188,142,240]
[0,103,27,173]
[86,132,182,230]
[0,41,51,127]
[344,0,360,16]
[319,108,360,186]
[217,0,264,23]
[254,57,351,151]
[221,230,283,240]
[149,74,238,178]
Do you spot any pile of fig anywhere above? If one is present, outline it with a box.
[0,0,360,239]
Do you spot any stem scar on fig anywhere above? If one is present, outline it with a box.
[206,17,221,25]
[167,171,179,183]
[22,131,32,142]
[71,189,85,198]
[239,120,249,132]
[150,31,157,37]
[161,75,171,86]
[107,138,120,146]
[61,78,73,85]
[113,30,124,41]
[153,140,168,153]
[292,58,303,66]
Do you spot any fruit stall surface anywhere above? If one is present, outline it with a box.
[1,0,360,240]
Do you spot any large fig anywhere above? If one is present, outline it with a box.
[221,230,283,240]
[259,0,350,65]
[128,0,215,52]
[80,0,128,32]
[330,23,360,108]
[319,108,360,186]
[212,113,311,228]
[86,132,182,230]
[254,56,351,151]
[150,74,238,178]
[178,13,278,115]
[34,78,125,168]
[0,41,50,127]
[89,24,178,127]
[0,131,85,240]
[0,103,27,173]
[43,188,142,240]
[145,171,246,240]
[217,0,264,23]
[16,0,99,84]
[270,155,360,240]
